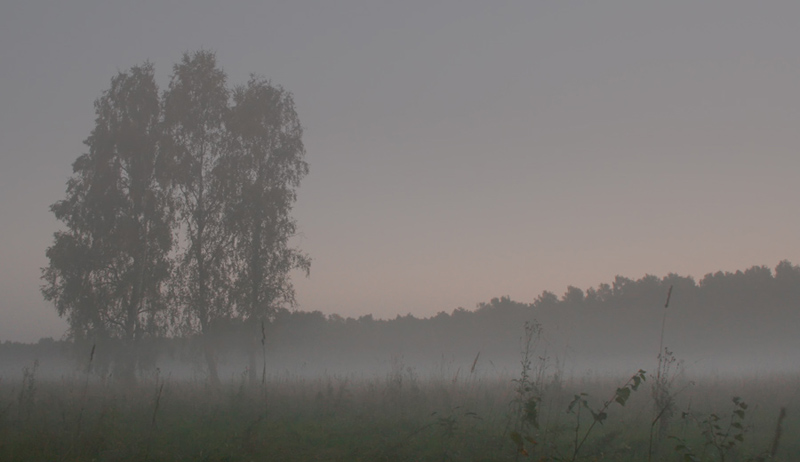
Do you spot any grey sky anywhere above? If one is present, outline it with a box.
[2,1,799,342]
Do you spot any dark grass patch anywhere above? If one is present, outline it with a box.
[0,372,797,461]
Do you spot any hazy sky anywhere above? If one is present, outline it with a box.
[2,1,799,342]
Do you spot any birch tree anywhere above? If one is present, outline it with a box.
[42,63,172,383]
[162,50,232,387]
[224,77,310,384]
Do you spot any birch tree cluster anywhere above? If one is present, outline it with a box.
[42,51,310,383]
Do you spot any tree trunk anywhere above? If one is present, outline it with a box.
[114,340,138,386]
[247,339,258,387]
[203,339,221,388]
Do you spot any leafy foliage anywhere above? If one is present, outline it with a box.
[42,52,309,384]
[564,370,647,461]
[671,396,751,462]
[42,63,172,382]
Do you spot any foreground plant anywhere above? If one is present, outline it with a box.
[564,369,647,462]
[509,321,543,458]
[671,396,748,462]
[508,321,648,462]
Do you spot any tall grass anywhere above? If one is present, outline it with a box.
[0,358,796,461]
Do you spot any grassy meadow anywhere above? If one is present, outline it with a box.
[9,264,800,460]
[1,355,797,462]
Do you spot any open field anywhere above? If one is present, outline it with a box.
[1,362,797,462]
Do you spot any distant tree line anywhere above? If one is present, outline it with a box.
[243,260,800,375]
[26,260,800,380]
[41,51,309,385]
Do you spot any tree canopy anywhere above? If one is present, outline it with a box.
[42,51,309,384]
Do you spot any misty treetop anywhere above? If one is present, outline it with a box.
[42,51,309,384]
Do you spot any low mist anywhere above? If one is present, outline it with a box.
[4,261,799,383]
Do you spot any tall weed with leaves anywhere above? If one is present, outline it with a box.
[650,285,694,460]
[671,396,749,462]
[563,369,647,462]
[509,321,544,458]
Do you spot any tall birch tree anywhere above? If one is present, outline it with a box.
[42,63,172,383]
[224,77,310,384]
[162,51,232,386]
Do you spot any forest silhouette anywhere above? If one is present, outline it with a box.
[5,261,799,380]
